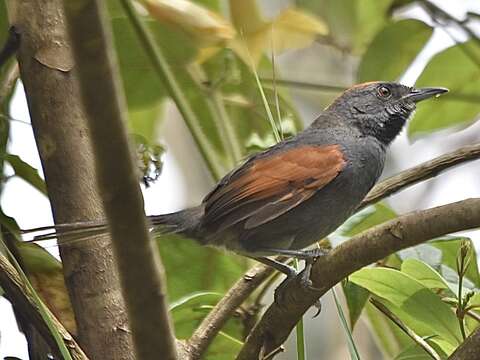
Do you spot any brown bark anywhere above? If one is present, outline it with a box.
[7,1,133,358]
[63,1,177,359]
[448,327,480,360]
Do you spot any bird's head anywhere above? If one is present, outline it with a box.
[326,82,448,145]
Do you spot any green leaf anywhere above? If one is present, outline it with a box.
[342,279,370,329]
[109,13,197,109]
[439,265,477,297]
[15,241,77,334]
[170,291,224,338]
[394,341,447,360]
[170,291,223,312]
[430,237,480,288]
[397,244,442,269]
[401,259,449,291]
[157,234,248,360]
[168,287,244,359]
[4,154,47,195]
[156,235,248,301]
[0,241,74,359]
[0,1,9,45]
[364,301,414,358]
[465,292,480,335]
[350,267,463,353]
[297,0,394,53]
[408,41,480,138]
[358,20,433,82]
[129,101,164,143]
[337,203,397,238]
[0,208,20,236]
[394,347,433,360]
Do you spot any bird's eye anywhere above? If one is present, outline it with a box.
[377,86,392,98]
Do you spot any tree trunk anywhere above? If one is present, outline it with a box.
[7,1,134,358]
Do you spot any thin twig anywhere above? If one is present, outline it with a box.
[261,77,480,103]
[186,263,275,359]
[360,143,480,209]
[260,77,346,92]
[422,1,480,68]
[370,298,441,360]
[261,346,285,360]
[466,310,480,323]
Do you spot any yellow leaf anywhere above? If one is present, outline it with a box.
[229,0,266,34]
[228,3,329,67]
[29,271,77,335]
[141,0,236,45]
[196,46,221,63]
[18,242,77,335]
[229,31,269,66]
[270,8,329,53]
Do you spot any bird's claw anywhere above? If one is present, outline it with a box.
[274,267,322,312]
[273,249,327,313]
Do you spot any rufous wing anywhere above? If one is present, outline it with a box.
[203,144,347,230]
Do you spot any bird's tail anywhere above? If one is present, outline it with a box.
[20,207,203,245]
[148,207,202,239]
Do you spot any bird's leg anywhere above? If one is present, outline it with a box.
[258,248,329,288]
[251,256,298,278]
[252,248,329,311]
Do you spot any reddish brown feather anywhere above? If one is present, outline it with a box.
[204,145,346,229]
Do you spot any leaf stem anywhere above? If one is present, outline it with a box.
[333,287,361,360]
[370,298,441,360]
[270,28,284,140]
[294,258,306,360]
[210,90,244,163]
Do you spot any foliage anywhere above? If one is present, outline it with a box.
[0,0,479,359]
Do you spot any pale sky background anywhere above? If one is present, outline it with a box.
[1,0,480,358]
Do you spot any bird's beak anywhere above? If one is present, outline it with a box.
[404,87,449,102]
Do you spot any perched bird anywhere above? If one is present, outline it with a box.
[25,82,447,285]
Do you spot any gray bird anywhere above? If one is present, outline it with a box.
[25,82,448,285]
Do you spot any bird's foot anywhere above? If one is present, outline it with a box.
[273,268,323,313]
[273,250,328,313]
[253,247,329,313]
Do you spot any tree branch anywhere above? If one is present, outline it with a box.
[187,263,275,359]
[236,198,480,359]
[62,1,177,359]
[10,0,134,358]
[184,143,480,358]
[360,143,480,209]
[0,250,88,360]
[448,327,480,360]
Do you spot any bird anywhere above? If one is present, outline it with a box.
[23,82,448,286]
